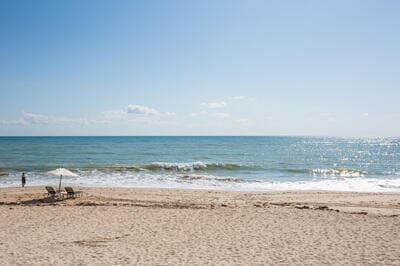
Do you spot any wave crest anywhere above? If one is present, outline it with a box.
[180,174,243,182]
[311,168,367,177]
[143,162,207,171]
[95,165,145,172]
[141,162,242,171]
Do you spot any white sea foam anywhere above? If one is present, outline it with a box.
[180,174,243,182]
[1,171,400,193]
[311,168,367,177]
[247,178,400,192]
[144,162,242,171]
[149,162,208,171]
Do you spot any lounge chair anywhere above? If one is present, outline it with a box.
[45,186,57,197]
[64,187,82,198]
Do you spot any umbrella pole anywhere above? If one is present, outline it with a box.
[59,175,62,192]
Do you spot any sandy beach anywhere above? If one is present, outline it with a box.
[0,187,399,265]
[2,0,400,264]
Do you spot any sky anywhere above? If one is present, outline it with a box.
[0,0,399,136]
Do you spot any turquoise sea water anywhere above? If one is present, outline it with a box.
[0,136,399,192]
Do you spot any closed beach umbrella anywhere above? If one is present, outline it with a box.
[47,168,78,192]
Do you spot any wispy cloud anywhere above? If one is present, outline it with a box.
[230,96,246,100]
[319,113,335,117]
[126,105,159,116]
[236,118,250,124]
[0,111,107,127]
[215,112,230,118]
[229,96,254,101]
[201,101,227,109]
[102,104,175,121]
[0,119,24,126]
[189,110,207,117]
[1,104,172,127]
[165,112,177,116]
[22,112,52,125]
[101,109,127,120]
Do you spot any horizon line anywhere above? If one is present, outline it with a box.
[0,135,398,138]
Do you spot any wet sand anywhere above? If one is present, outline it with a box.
[0,186,399,265]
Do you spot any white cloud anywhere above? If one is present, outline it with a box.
[0,111,108,127]
[215,112,230,118]
[101,104,175,122]
[319,113,335,117]
[101,109,128,121]
[201,101,227,109]
[236,118,250,124]
[230,96,246,100]
[229,96,254,101]
[0,119,24,126]
[22,111,51,125]
[126,105,159,116]
[102,104,169,119]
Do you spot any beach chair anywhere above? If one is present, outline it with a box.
[45,186,57,197]
[64,187,82,199]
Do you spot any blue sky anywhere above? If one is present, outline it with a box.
[1,0,399,136]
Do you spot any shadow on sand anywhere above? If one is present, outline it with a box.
[21,197,65,205]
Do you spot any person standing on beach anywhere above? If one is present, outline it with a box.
[21,172,26,188]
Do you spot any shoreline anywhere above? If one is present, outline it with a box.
[1,186,400,215]
[1,186,399,265]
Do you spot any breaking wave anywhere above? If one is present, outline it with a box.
[0,162,245,173]
[179,174,244,182]
[141,162,242,171]
[90,165,146,172]
[78,162,244,172]
[311,168,367,177]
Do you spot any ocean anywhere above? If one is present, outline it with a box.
[0,136,399,192]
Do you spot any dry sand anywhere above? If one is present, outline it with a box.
[0,186,399,265]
